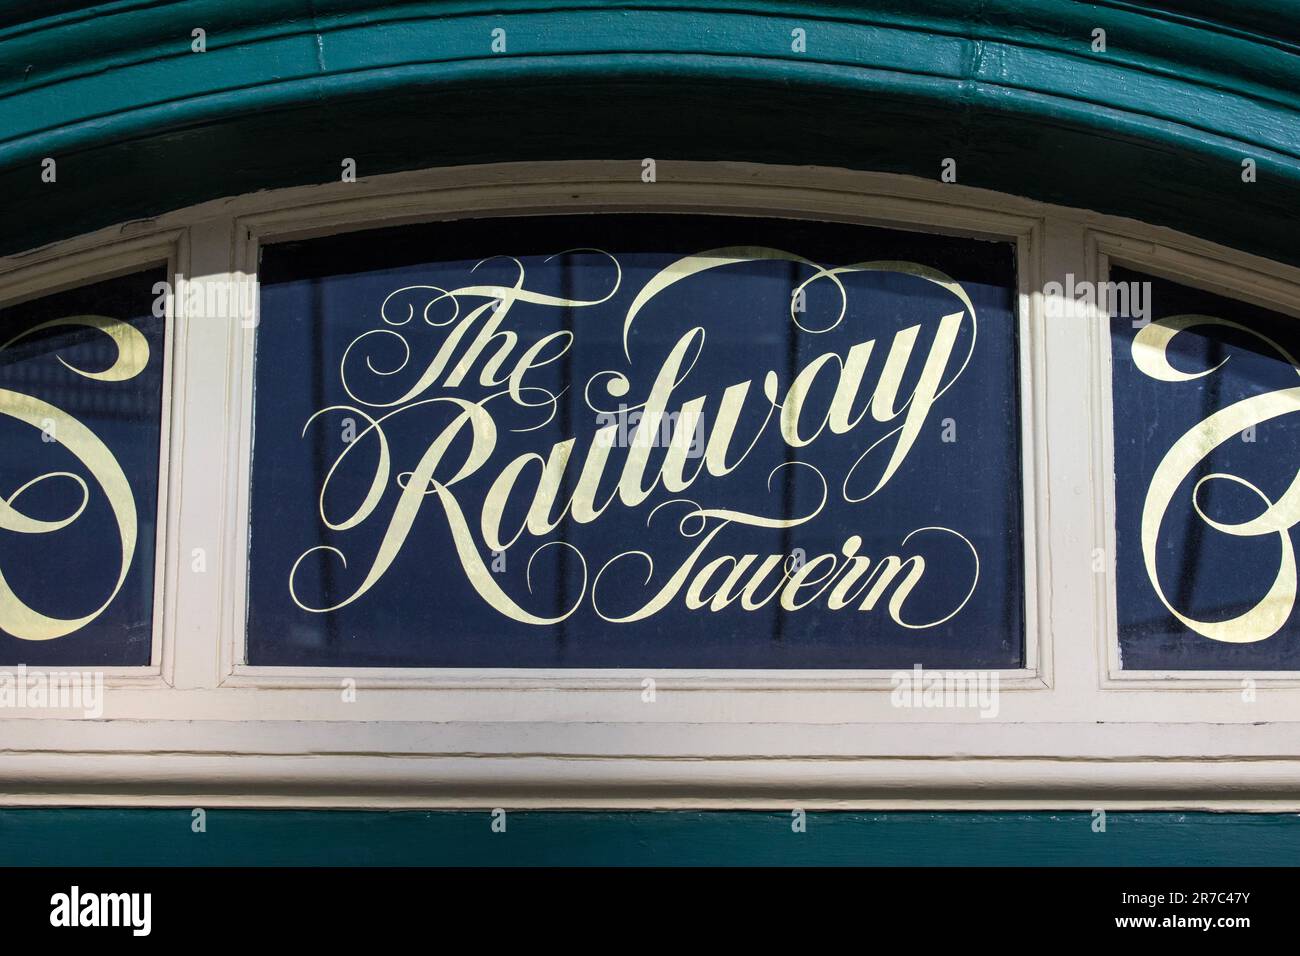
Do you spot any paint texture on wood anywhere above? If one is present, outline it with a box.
[2,809,1299,866]
[0,2,1296,262]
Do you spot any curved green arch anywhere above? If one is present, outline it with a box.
[0,0,1297,261]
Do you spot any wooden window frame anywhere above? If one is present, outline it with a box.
[0,161,1298,809]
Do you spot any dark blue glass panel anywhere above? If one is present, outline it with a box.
[247,216,1022,668]
[0,268,167,665]
[1112,266,1300,669]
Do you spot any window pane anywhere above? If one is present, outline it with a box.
[1111,266,1300,669]
[0,268,167,666]
[247,216,1023,668]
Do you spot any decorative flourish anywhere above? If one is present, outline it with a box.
[1134,315,1300,643]
[0,317,147,641]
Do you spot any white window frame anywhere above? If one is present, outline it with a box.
[223,170,1049,690]
[0,160,1298,810]
[1089,231,1300,687]
[0,230,184,688]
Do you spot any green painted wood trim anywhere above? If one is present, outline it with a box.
[0,2,1296,263]
[2,809,1299,865]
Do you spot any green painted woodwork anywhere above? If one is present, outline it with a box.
[0,2,1296,261]
[1,809,1298,865]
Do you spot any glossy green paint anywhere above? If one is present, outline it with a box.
[0,1,1297,261]
[1,809,1298,865]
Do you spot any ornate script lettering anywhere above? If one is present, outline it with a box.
[0,316,146,640]
[288,248,985,630]
[1134,315,1300,643]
